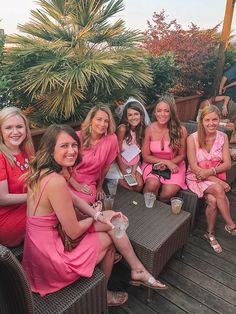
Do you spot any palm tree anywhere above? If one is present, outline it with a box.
[6,0,152,124]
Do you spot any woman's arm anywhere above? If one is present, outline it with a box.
[219,76,227,94]
[116,125,129,176]
[0,180,27,206]
[222,81,236,92]
[214,133,231,173]
[187,135,203,174]
[215,95,230,116]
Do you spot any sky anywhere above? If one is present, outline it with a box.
[0,0,235,35]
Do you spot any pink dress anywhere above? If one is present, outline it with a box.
[141,140,187,189]
[0,151,28,247]
[22,177,99,297]
[72,132,119,203]
[186,131,226,197]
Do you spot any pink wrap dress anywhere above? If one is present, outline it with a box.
[72,132,119,203]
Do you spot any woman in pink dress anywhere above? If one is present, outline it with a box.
[107,101,146,192]
[0,107,35,247]
[141,95,187,203]
[187,105,236,253]
[23,124,167,305]
[69,105,119,204]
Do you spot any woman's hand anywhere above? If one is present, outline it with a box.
[222,106,228,117]
[76,184,92,195]
[196,168,212,180]
[96,186,106,201]
[164,160,179,173]
[96,210,129,229]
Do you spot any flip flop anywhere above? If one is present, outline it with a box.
[129,276,167,290]
[107,291,128,307]
[225,225,236,236]
[204,233,222,254]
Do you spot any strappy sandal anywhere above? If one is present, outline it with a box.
[107,291,128,307]
[204,233,222,254]
[225,225,236,236]
[129,271,167,290]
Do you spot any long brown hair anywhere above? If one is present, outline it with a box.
[27,124,81,196]
[197,105,220,148]
[155,95,182,151]
[120,101,145,146]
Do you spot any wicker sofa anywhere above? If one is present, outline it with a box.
[0,245,107,314]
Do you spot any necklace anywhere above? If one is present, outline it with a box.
[13,156,29,171]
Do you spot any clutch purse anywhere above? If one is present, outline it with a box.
[152,166,171,179]
[56,223,86,252]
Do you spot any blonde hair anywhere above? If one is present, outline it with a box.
[0,107,35,165]
[81,105,116,147]
[197,105,220,148]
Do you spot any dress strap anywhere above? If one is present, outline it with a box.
[32,173,57,216]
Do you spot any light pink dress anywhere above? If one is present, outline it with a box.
[72,132,119,203]
[141,140,187,189]
[186,131,226,197]
[23,176,99,297]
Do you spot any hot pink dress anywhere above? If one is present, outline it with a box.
[72,132,119,203]
[141,140,187,189]
[186,131,226,197]
[22,176,99,297]
[0,151,28,247]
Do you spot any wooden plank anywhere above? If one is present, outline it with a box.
[161,267,236,314]
[174,251,236,291]
[155,277,216,314]
[167,259,236,305]
[185,242,236,276]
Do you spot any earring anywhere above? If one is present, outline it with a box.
[89,125,92,133]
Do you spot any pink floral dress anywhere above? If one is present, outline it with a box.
[186,131,226,197]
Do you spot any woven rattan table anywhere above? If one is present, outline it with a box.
[113,186,191,301]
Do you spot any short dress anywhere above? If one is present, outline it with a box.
[0,151,29,247]
[23,177,100,297]
[186,131,226,197]
[106,130,142,179]
[72,132,119,203]
[141,140,187,189]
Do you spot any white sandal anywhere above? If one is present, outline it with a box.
[204,233,222,254]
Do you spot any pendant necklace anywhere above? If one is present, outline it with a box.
[13,156,29,171]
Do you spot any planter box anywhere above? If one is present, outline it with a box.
[175,95,202,122]
[30,121,81,150]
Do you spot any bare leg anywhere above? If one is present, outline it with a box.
[143,178,161,195]
[159,184,180,203]
[205,194,218,233]
[205,184,236,228]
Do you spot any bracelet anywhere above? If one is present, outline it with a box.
[211,167,216,175]
[94,211,103,221]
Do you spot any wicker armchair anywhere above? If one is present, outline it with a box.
[0,245,107,314]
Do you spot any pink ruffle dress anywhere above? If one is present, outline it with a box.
[186,131,226,197]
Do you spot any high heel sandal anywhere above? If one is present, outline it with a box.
[204,232,222,254]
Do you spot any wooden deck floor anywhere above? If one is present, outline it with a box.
[108,190,236,314]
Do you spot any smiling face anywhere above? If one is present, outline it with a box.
[53,131,79,169]
[91,110,109,136]
[1,114,26,153]
[127,108,141,129]
[155,101,171,125]
[202,112,220,134]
